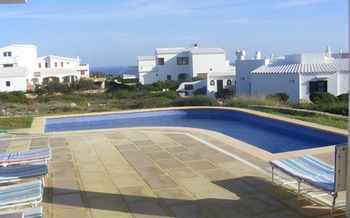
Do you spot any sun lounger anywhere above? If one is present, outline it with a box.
[0,207,43,218]
[270,144,347,214]
[23,207,43,218]
[0,164,48,184]
[0,180,43,210]
[0,148,51,167]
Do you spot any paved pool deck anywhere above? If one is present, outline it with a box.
[1,127,346,218]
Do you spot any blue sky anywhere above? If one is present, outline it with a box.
[0,0,347,67]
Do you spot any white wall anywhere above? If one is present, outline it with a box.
[156,52,192,81]
[235,59,267,96]
[299,72,339,101]
[138,58,156,73]
[207,75,235,98]
[0,45,38,72]
[337,71,349,95]
[139,71,159,85]
[192,53,227,78]
[250,73,300,102]
[0,77,27,92]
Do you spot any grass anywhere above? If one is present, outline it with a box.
[0,116,33,130]
[252,107,348,130]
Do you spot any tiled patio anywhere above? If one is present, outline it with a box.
[0,129,346,218]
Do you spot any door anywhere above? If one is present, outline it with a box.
[217,80,224,97]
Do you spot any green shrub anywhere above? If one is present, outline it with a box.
[172,96,217,106]
[76,79,98,91]
[151,91,177,99]
[144,81,179,92]
[312,102,348,116]
[310,92,338,104]
[266,93,289,103]
[224,96,282,108]
[38,81,71,94]
[338,93,349,102]
[0,91,27,103]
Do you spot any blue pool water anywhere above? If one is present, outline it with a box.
[45,108,347,153]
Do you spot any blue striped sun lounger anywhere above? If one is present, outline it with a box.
[271,155,335,193]
[0,164,48,184]
[0,148,51,167]
[0,207,43,218]
[270,145,348,216]
[0,180,43,209]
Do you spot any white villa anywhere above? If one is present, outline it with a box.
[0,44,90,92]
[235,47,349,102]
[138,45,235,85]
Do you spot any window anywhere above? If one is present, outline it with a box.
[157,58,165,65]
[5,81,10,87]
[167,75,172,80]
[34,72,41,77]
[177,57,189,65]
[184,84,194,90]
[54,62,58,67]
[80,70,86,76]
[3,52,12,57]
[227,80,232,86]
[38,63,42,68]
[210,80,215,86]
[3,64,13,68]
[310,80,327,94]
[45,62,49,68]
[61,62,64,67]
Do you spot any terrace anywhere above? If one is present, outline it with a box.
[2,117,347,218]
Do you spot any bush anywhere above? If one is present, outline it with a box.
[144,81,179,92]
[172,96,217,106]
[0,91,27,103]
[36,81,71,94]
[224,96,282,108]
[312,102,348,116]
[310,92,338,104]
[76,79,98,91]
[151,91,177,99]
[338,93,349,102]
[266,93,289,103]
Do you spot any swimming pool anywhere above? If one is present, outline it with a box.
[45,108,347,153]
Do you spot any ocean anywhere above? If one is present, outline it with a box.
[91,66,138,76]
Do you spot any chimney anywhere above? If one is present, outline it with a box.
[236,49,246,61]
[255,51,262,60]
[325,46,332,57]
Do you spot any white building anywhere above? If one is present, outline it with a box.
[235,48,349,102]
[207,72,236,98]
[0,44,90,92]
[176,80,207,97]
[176,71,236,98]
[138,45,234,85]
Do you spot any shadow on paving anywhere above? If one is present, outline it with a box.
[44,176,334,217]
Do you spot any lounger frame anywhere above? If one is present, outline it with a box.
[270,144,347,215]
[0,180,43,210]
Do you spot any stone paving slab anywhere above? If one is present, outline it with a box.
[3,129,344,218]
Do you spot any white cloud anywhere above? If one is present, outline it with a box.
[0,0,248,20]
[275,0,329,8]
